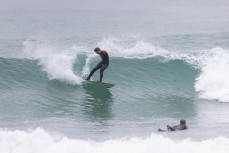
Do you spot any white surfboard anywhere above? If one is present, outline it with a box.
[83,80,115,88]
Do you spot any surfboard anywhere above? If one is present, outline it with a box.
[83,80,115,88]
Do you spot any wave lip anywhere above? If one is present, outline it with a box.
[1,128,229,153]
[23,40,83,85]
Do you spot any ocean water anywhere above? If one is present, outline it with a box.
[0,0,229,152]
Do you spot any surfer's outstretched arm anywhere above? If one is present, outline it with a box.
[158,128,166,132]
[167,125,175,131]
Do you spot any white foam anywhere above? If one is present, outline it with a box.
[97,37,168,59]
[0,128,229,153]
[195,48,229,102]
[96,36,200,66]
[82,53,97,77]
[23,40,84,85]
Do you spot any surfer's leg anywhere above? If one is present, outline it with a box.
[99,64,108,82]
[86,63,102,80]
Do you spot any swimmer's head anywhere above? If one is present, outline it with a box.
[180,119,186,125]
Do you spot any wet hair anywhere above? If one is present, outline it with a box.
[180,119,186,125]
[94,47,101,52]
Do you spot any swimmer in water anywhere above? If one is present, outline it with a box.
[158,119,188,132]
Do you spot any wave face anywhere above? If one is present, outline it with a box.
[16,38,229,102]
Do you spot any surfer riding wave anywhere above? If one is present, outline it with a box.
[86,47,109,82]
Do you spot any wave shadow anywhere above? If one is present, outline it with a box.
[82,85,114,122]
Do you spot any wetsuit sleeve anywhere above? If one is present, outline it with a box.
[167,125,175,131]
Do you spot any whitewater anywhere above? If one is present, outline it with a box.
[1,128,229,153]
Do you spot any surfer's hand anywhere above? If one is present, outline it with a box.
[167,125,170,130]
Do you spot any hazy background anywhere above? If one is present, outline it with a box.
[1,0,229,11]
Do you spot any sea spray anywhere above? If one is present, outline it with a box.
[23,40,83,85]
[98,37,168,59]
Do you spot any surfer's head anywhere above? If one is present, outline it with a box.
[94,47,101,54]
[180,119,186,125]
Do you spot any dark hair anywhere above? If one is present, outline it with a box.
[180,119,186,125]
[94,47,101,52]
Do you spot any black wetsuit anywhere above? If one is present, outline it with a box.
[167,124,187,131]
[86,51,109,82]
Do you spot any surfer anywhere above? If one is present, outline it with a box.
[158,119,188,132]
[86,47,109,82]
